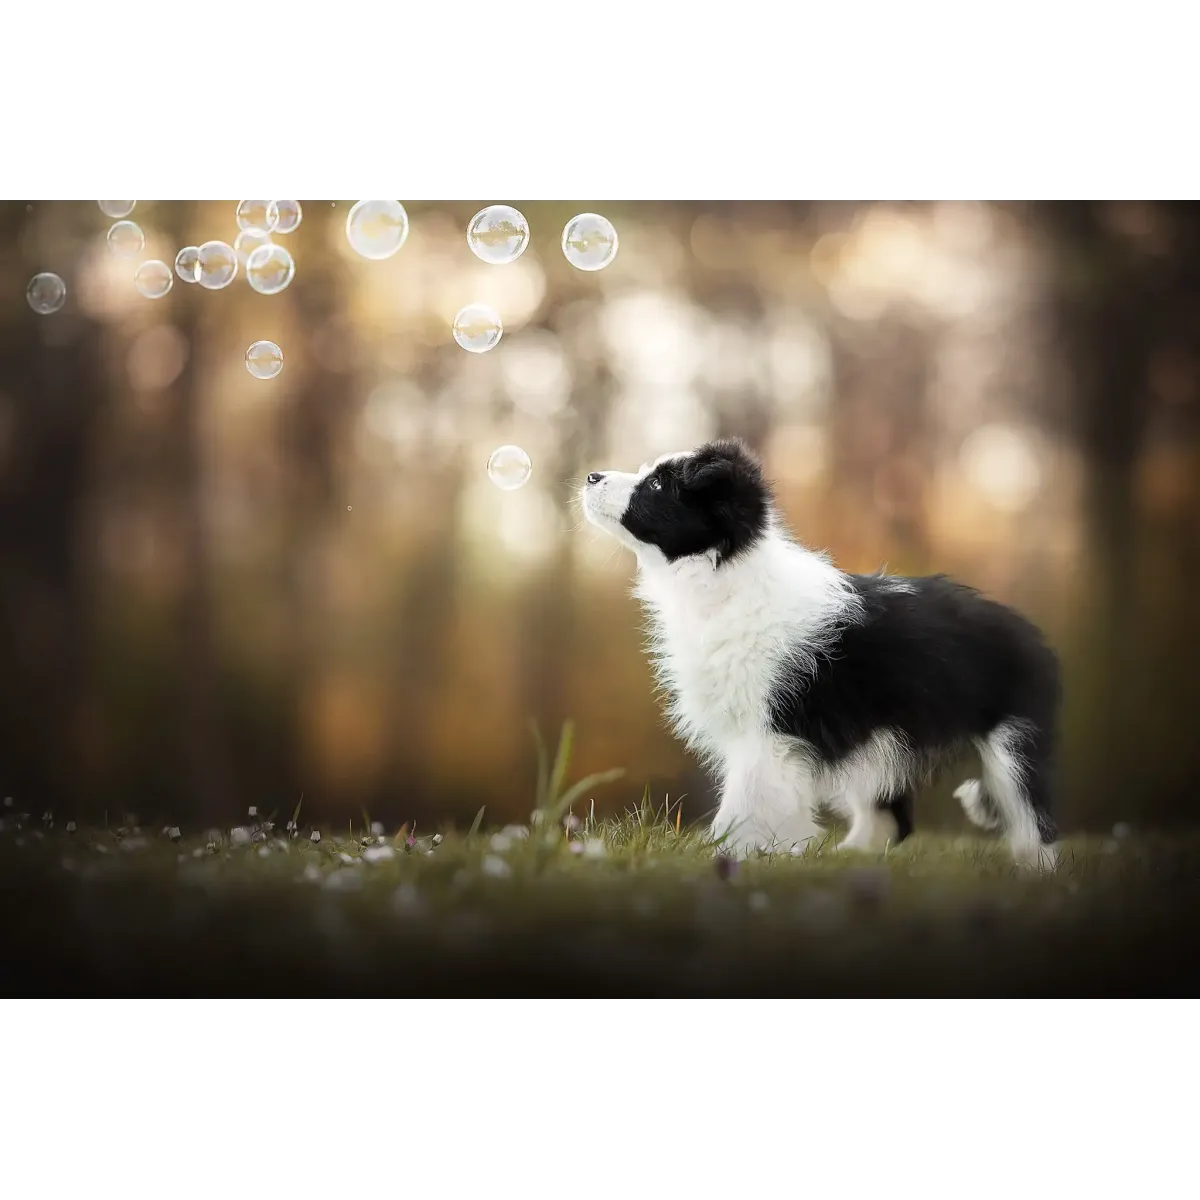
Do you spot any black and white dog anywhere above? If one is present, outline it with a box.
[581,437,1061,870]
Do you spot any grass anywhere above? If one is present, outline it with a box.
[3,725,1198,995]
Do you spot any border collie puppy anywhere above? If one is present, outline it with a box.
[581,437,1061,870]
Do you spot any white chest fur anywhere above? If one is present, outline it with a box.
[633,534,856,765]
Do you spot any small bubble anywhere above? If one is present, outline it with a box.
[134,260,173,299]
[486,444,532,491]
[467,204,530,265]
[246,340,283,380]
[246,244,295,295]
[107,220,145,258]
[347,505,352,511]
[98,201,137,219]
[26,272,66,315]
[452,303,503,353]
[346,200,409,260]
[234,227,272,267]
[196,240,238,290]
[236,200,277,235]
[270,200,302,234]
[174,246,200,282]
[562,212,618,271]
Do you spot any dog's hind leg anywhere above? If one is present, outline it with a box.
[976,719,1059,871]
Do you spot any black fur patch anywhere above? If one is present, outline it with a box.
[767,572,1061,842]
[619,439,769,566]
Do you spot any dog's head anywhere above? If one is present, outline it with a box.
[581,438,770,567]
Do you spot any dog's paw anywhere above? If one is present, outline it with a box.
[836,810,898,854]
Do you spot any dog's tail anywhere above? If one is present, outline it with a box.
[954,778,1002,830]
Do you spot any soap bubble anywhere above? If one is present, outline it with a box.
[98,201,136,219]
[346,200,409,260]
[269,200,302,234]
[196,240,238,290]
[467,204,530,265]
[562,212,618,271]
[107,220,145,257]
[134,260,174,300]
[452,304,503,353]
[234,228,272,267]
[487,445,532,490]
[236,200,278,235]
[246,340,283,380]
[174,246,201,282]
[26,272,66,315]
[246,244,295,295]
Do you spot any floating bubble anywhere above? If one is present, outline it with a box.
[562,212,618,271]
[174,246,201,283]
[234,228,272,267]
[134,260,173,300]
[236,200,278,235]
[196,240,238,290]
[486,445,532,490]
[98,201,137,219]
[346,200,409,260]
[26,272,66,315]
[269,200,303,234]
[467,204,530,265]
[246,340,283,379]
[452,304,503,353]
[246,244,295,295]
[107,220,145,258]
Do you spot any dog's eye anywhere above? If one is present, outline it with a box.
[647,476,662,491]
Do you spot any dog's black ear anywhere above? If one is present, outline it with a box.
[682,455,735,491]
[682,439,757,491]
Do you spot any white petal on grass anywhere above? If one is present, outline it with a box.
[363,845,396,863]
[324,868,363,891]
[303,863,322,883]
[582,839,607,859]
[482,854,512,879]
[230,826,252,845]
[370,821,385,837]
[500,825,529,840]
[310,830,321,843]
[489,833,513,853]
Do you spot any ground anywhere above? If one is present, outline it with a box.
[2,725,1195,995]
[4,794,1199,995]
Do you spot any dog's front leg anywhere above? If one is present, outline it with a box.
[710,737,820,857]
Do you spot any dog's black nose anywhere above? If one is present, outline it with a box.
[586,472,604,485]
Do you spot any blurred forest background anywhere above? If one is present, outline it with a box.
[2,200,1198,833]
